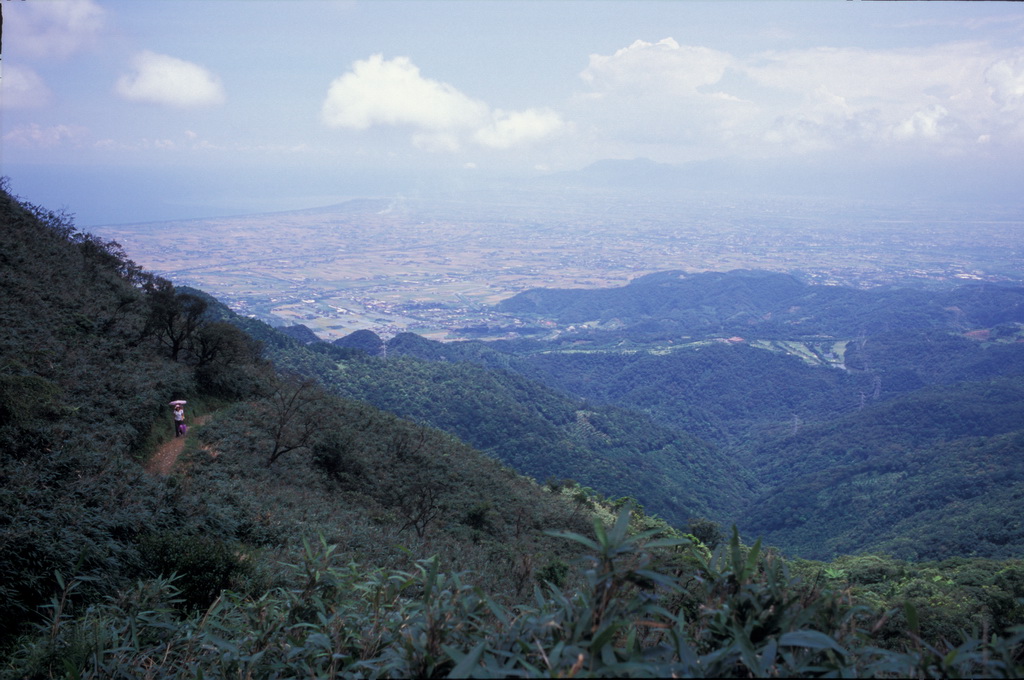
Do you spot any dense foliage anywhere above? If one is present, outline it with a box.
[385,284,1024,562]
[287,341,752,526]
[0,181,594,670]
[9,512,1023,678]
[497,268,1024,340]
[2,181,1022,677]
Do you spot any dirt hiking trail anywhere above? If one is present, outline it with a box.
[146,414,211,475]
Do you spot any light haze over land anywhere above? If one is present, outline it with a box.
[3,0,1024,224]
[4,0,1024,339]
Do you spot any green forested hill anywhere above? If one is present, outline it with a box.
[189,301,754,527]
[0,182,607,605]
[294,340,753,525]
[2,182,1023,677]
[0,181,612,672]
[738,378,1024,560]
[497,268,1024,339]
[394,273,1024,562]
[502,342,870,445]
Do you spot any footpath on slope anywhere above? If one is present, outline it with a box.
[145,414,212,475]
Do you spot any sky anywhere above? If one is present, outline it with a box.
[2,0,1024,225]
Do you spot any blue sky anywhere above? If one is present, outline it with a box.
[3,0,1024,224]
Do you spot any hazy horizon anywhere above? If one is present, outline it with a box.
[3,1,1024,225]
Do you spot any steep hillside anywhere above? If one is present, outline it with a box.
[0,181,599,653]
[3,183,1023,677]
[186,311,755,527]
[310,336,752,525]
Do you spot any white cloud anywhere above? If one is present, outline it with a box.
[322,54,487,131]
[412,132,463,153]
[581,38,733,95]
[115,51,226,108]
[572,38,750,151]
[3,123,88,148]
[474,109,566,149]
[893,105,949,141]
[575,37,1024,158]
[744,43,1007,151]
[986,55,1024,111]
[0,65,53,109]
[4,0,104,59]
[321,54,565,152]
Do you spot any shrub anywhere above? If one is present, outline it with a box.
[136,531,253,611]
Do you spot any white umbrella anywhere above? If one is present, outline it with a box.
[169,400,187,406]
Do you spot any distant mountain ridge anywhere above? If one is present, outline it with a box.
[497,269,1024,339]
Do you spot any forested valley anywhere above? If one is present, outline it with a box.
[2,181,1023,677]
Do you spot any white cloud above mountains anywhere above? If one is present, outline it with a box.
[321,36,1020,168]
[317,38,1024,165]
[321,55,488,131]
[474,109,568,150]
[115,51,226,109]
[321,54,565,152]
[575,37,1024,159]
[4,0,1022,183]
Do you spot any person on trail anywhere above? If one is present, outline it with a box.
[173,404,186,437]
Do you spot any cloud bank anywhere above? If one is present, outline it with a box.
[115,51,226,109]
[3,123,88,149]
[321,54,565,151]
[575,37,1024,159]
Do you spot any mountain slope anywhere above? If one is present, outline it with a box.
[736,378,1024,560]
[7,183,1024,677]
[497,269,1024,340]
[245,331,755,526]
[0,182,601,650]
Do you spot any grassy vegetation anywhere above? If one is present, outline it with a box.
[2,181,1022,677]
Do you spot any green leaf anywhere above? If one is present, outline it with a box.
[633,569,683,591]
[745,538,762,577]
[546,529,600,552]
[778,630,848,655]
[758,638,779,676]
[591,621,624,655]
[729,527,743,577]
[446,641,486,678]
[305,632,332,650]
[609,508,631,543]
[642,536,691,550]
[594,518,609,548]
[423,555,440,603]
